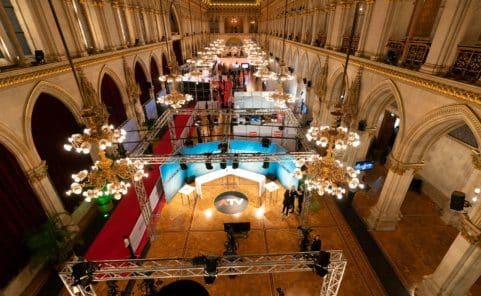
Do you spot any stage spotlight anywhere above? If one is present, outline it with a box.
[204,209,213,218]
[72,260,96,287]
[180,160,188,170]
[220,158,227,169]
[255,207,265,218]
[263,158,270,169]
[206,161,213,170]
[319,251,331,267]
[314,265,328,277]
[233,154,239,169]
[203,256,219,284]
[261,137,271,148]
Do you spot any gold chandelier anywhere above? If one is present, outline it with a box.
[265,81,295,106]
[254,65,276,80]
[157,89,193,109]
[158,63,183,84]
[64,105,147,202]
[295,1,365,199]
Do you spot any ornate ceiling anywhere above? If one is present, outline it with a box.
[202,0,260,7]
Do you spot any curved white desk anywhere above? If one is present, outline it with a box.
[195,167,266,198]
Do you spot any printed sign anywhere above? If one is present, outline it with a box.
[214,191,249,214]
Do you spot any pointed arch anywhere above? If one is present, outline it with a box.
[99,72,128,126]
[24,81,82,155]
[326,66,349,104]
[358,79,406,139]
[394,105,481,164]
[97,65,128,105]
[132,55,150,79]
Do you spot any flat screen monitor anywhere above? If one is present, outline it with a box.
[354,161,374,171]
[241,63,249,69]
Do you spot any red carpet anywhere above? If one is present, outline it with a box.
[85,115,191,260]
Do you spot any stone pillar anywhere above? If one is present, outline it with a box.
[367,155,424,231]
[134,6,145,45]
[420,0,476,75]
[79,0,102,52]
[27,161,66,216]
[111,1,127,48]
[62,0,88,56]
[243,16,249,34]
[0,3,27,64]
[219,16,225,34]
[362,0,397,61]
[300,14,307,42]
[311,10,320,45]
[326,2,343,50]
[415,209,481,295]
[355,1,374,57]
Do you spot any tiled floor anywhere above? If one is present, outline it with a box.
[131,178,386,296]
[353,164,481,294]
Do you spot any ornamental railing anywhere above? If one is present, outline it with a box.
[340,36,359,54]
[447,45,481,83]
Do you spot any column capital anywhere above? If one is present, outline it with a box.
[386,154,424,175]
[460,213,481,246]
[28,160,48,183]
[472,151,481,170]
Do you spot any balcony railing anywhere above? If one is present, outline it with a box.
[341,36,359,54]
[386,39,431,70]
[447,45,481,83]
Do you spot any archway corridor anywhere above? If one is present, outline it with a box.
[353,164,481,295]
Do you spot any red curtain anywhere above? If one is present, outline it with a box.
[0,143,46,288]
[32,93,92,213]
[134,63,150,104]
[100,75,128,126]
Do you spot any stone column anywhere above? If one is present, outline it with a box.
[367,155,424,231]
[219,16,225,34]
[27,161,66,216]
[415,206,481,296]
[62,0,88,56]
[311,10,320,45]
[362,0,397,61]
[0,3,27,64]
[355,0,374,57]
[134,6,145,45]
[325,2,339,50]
[420,0,476,75]
[111,1,127,48]
[79,0,102,52]
[300,14,307,42]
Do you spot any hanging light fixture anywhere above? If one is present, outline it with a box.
[294,2,364,199]
[265,81,294,107]
[157,0,190,108]
[65,105,147,202]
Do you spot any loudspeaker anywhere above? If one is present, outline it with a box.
[185,176,195,184]
[224,222,251,234]
[220,159,227,169]
[206,161,213,170]
[358,120,367,131]
[307,81,312,87]
[180,162,188,170]
[146,81,152,89]
[262,160,270,169]
[34,50,45,64]
[450,191,465,211]
[319,251,330,267]
[303,78,307,84]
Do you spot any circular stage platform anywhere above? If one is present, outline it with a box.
[158,280,209,296]
[214,191,248,214]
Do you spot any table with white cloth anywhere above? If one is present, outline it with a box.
[179,184,195,206]
[195,167,266,202]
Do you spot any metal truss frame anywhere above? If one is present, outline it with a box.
[59,251,346,296]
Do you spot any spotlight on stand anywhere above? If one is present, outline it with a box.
[261,137,271,148]
[220,158,227,169]
[206,159,213,170]
[233,154,239,169]
[263,158,270,169]
[180,160,188,170]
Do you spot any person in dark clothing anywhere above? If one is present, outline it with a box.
[282,189,291,216]
[288,185,297,214]
[311,235,321,252]
[297,185,305,214]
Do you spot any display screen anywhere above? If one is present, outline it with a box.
[241,63,249,69]
[354,161,374,171]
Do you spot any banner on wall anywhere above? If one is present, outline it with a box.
[120,118,140,153]
[144,98,158,120]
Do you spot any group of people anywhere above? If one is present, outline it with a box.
[282,185,305,217]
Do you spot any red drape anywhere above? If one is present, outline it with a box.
[0,143,46,288]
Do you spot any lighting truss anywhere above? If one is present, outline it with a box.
[59,251,347,296]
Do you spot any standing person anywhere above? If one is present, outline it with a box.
[311,235,321,252]
[297,185,305,214]
[123,235,136,259]
[282,188,291,216]
[288,185,297,214]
